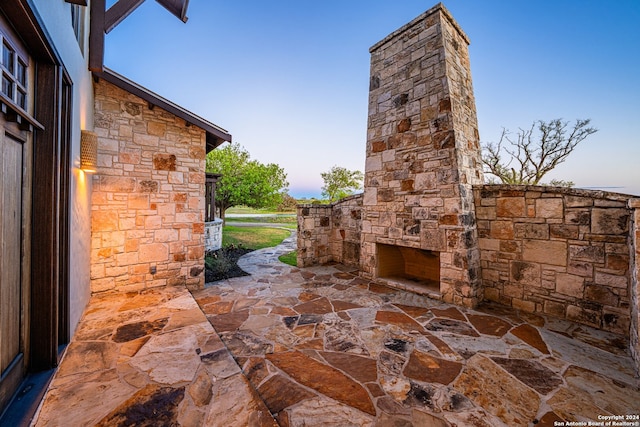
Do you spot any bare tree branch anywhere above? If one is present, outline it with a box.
[481,118,597,185]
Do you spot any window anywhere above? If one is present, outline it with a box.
[0,39,27,110]
[16,59,26,108]
[70,4,85,53]
[2,74,13,98]
[2,42,14,72]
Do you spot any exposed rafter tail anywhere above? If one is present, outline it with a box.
[104,0,147,33]
[156,0,189,23]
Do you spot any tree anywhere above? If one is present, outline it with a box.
[321,165,364,202]
[206,143,288,220]
[276,193,299,212]
[481,118,597,186]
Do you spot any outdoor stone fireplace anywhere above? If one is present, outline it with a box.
[359,3,484,307]
[376,244,440,293]
[297,2,640,374]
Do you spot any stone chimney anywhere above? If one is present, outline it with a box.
[360,3,484,307]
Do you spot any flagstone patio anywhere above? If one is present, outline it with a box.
[33,232,640,426]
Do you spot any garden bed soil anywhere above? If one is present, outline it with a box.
[205,246,253,282]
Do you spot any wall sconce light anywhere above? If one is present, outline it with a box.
[80,130,98,173]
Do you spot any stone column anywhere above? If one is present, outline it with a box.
[361,3,484,307]
[629,198,640,375]
[297,204,333,267]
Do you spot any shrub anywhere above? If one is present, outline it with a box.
[204,245,252,282]
[276,193,299,212]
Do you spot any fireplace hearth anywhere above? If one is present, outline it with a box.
[376,244,440,295]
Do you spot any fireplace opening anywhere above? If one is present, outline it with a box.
[376,243,440,294]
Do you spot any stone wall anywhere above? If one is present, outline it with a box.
[361,3,484,307]
[297,204,332,267]
[91,79,207,293]
[475,185,632,336]
[630,199,640,372]
[298,187,639,370]
[297,195,362,268]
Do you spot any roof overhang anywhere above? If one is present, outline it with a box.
[93,68,231,152]
[89,0,191,71]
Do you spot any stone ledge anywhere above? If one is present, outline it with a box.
[369,2,469,53]
[475,184,635,202]
[297,193,363,209]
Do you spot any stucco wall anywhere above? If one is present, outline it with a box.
[33,0,94,336]
[91,79,207,293]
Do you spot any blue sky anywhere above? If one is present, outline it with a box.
[104,1,640,198]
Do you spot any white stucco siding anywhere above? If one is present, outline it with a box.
[32,0,94,336]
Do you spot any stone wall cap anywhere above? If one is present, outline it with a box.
[297,193,364,209]
[370,2,470,53]
[331,193,364,206]
[629,198,640,208]
[297,203,335,210]
[474,184,635,203]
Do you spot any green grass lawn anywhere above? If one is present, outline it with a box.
[206,225,296,282]
[226,215,296,226]
[226,206,294,215]
[225,206,268,214]
[222,226,291,250]
[278,251,297,267]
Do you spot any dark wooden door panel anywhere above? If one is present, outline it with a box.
[0,129,25,410]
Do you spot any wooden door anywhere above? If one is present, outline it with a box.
[0,124,26,411]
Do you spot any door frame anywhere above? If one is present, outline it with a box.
[0,0,71,379]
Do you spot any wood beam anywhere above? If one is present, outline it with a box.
[156,0,189,23]
[64,0,87,5]
[30,62,61,371]
[89,0,190,71]
[0,94,45,130]
[88,0,105,72]
[104,0,146,34]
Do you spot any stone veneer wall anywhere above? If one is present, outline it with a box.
[297,195,363,268]
[361,3,484,307]
[630,199,640,372]
[298,187,640,374]
[91,79,207,293]
[475,185,632,337]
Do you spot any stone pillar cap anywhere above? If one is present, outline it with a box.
[628,198,640,209]
[370,2,470,53]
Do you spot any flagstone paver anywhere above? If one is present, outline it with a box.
[191,231,640,426]
[33,286,277,426]
[34,230,640,426]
